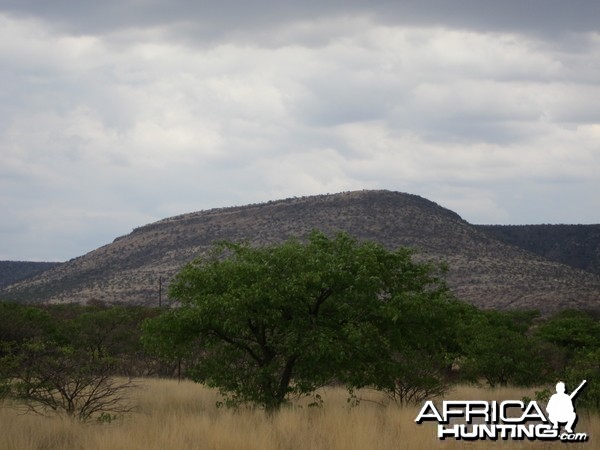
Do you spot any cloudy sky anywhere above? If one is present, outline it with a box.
[1,1,599,261]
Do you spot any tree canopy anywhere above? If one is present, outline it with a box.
[143,231,455,410]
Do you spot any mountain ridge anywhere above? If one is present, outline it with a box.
[2,190,598,313]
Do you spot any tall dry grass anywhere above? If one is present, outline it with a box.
[0,379,597,449]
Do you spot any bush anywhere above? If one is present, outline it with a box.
[0,339,137,421]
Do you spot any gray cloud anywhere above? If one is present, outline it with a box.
[2,1,599,39]
[0,1,599,260]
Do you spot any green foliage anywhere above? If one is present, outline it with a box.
[142,307,204,361]
[456,307,599,412]
[2,234,598,415]
[535,388,552,403]
[97,412,118,424]
[143,231,451,410]
[64,305,160,376]
[0,302,168,378]
[459,310,549,387]
[536,310,600,358]
[0,302,56,346]
[534,310,600,411]
[564,349,600,410]
[0,302,162,421]
[381,298,476,404]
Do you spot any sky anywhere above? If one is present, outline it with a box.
[1,1,599,261]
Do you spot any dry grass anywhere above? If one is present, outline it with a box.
[0,379,598,450]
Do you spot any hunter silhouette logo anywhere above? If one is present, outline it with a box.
[547,380,586,434]
[415,380,589,442]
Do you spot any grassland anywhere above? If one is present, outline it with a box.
[0,379,598,450]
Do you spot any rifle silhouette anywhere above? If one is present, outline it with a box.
[569,380,587,400]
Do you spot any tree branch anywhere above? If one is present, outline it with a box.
[210,329,263,364]
[310,288,332,316]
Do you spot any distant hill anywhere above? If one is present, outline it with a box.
[0,261,62,289]
[477,224,600,276]
[2,190,599,313]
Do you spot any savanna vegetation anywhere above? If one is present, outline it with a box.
[0,232,599,448]
[1,380,598,450]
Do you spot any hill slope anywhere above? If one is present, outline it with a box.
[477,224,600,276]
[0,261,62,289]
[2,190,599,313]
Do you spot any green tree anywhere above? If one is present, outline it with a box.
[143,231,450,410]
[380,297,475,404]
[142,306,206,379]
[536,310,600,360]
[0,302,56,348]
[460,310,548,387]
[65,305,160,377]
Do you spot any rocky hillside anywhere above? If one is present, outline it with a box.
[2,190,599,313]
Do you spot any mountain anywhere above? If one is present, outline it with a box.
[2,190,599,313]
[0,261,62,289]
[476,224,600,276]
